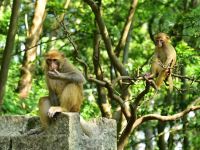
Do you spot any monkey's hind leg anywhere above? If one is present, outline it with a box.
[38,96,51,128]
[155,70,166,89]
[60,83,83,112]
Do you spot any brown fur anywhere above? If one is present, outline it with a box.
[39,50,84,128]
[150,33,176,92]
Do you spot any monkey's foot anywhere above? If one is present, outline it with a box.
[143,73,153,80]
[48,106,62,118]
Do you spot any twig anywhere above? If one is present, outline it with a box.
[118,97,200,149]
[172,73,200,83]
[13,36,68,55]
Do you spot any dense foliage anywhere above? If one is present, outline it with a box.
[0,0,200,149]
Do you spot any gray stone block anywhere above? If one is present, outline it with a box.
[0,113,117,150]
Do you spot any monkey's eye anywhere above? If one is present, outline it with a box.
[46,59,58,64]
[156,39,163,45]
[46,59,50,64]
[156,39,163,42]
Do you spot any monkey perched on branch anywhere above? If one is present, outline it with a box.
[39,50,85,128]
[148,33,176,92]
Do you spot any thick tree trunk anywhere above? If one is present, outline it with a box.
[180,64,190,150]
[0,0,20,108]
[122,24,132,64]
[145,129,153,150]
[92,1,111,118]
[93,25,111,118]
[167,125,174,150]
[157,121,166,150]
[17,0,47,98]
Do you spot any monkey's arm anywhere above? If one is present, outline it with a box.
[163,47,176,68]
[48,70,85,83]
[163,56,174,68]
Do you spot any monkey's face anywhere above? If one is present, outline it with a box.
[155,33,169,48]
[46,59,60,71]
[45,50,65,71]
[156,38,164,48]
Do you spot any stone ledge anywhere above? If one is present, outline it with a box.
[0,113,117,150]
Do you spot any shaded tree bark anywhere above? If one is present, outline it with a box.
[157,121,166,150]
[157,94,173,150]
[92,0,111,118]
[118,83,150,150]
[93,24,111,118]
[115,0,138,57]
[0,0,20,108]
[122,22,133,64]
[17,0,47,98]
[145,128,153,150]
[84,0,139,123]
[117,97,200,150]
[83,0,131,121]
[167,124,175,150]
[180,63,190,150]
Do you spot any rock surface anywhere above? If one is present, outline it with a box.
[0,113,117,150]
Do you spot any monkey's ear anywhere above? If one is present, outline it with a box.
[166,35,170,40]
[60,52,65,58]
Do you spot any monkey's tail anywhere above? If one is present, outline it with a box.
[167,75,173,92]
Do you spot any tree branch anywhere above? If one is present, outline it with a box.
[117,97,200,150]
[117,81,151,150]
[93,11,112,118]
[115,0,138,56]
[83,0,132,119]
[132,102,200,130]
[172,73,200,83]
[83,0,128,76]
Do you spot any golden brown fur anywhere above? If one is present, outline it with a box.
[39,50,85,128]
[150,33,176,92]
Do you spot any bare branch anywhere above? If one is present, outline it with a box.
[14,36,67,55]
[83,0,132,120]
[111,76,135,87]
[132,102,200,130]
[117,81,151,150]
[87,76,106,86]
[87,75,131,120]
[117,97,200,150]
[83,0,128,76]
[93,12,112,118]
[172,73,200,83]
[115,0,138,56]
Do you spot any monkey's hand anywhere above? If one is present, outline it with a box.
[144,73,154,79]
[48,70,64,80]
[48,106,63,118]
[49,70,85,83]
